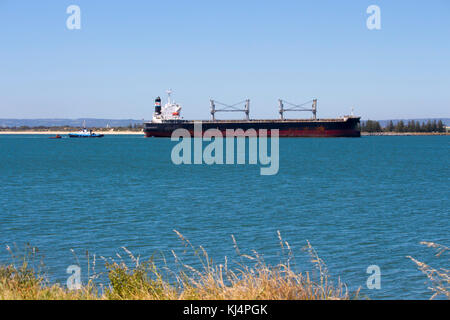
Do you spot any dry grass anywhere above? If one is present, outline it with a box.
[407,242,449,300]
[0,231,350,300]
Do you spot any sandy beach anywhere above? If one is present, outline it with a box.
[0,130,144,135]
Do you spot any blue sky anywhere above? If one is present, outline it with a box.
[0,0,449,120]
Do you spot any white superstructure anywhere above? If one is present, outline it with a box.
[152,90,182,123]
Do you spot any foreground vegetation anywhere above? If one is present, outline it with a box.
[0,233,448,300]
[0,232,349,300]
[407,242,449,300]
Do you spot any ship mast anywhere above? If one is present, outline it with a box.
[166,89,173,105]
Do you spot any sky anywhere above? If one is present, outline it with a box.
[0,0,449,120]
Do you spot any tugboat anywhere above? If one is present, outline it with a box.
[68,124,104,138]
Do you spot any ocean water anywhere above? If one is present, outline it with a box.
[0,134,448,299]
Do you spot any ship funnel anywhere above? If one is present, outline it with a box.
[155,96,162,115]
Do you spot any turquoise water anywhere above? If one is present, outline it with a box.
[0,135,448,299]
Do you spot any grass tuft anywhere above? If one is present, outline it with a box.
[0,231,351,300]
[407,242,449,300]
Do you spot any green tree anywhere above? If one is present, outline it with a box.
[414,121,421,132]
[362,120,382,133]
[431,120,437,132]
[407,120,414,132]
[419,122,425,132]
[387,120,394,132]
[437,120,445,132]
[425,120,432,132]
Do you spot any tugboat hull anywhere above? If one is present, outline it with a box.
[68,134,104,138]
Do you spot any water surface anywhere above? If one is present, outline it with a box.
[0,135,448,299]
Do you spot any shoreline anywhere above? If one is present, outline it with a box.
[0,131,144,135]
[0,131,448,136]
[361,132,449,136]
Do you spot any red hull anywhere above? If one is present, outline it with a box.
[144,117,361,138]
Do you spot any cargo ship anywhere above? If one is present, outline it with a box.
[144,91,360,138]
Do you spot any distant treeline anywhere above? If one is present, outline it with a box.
[360,120,446,133]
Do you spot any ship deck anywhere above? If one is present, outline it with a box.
[144,117,359,124]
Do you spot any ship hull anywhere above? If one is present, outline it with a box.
[144,117,360,138]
